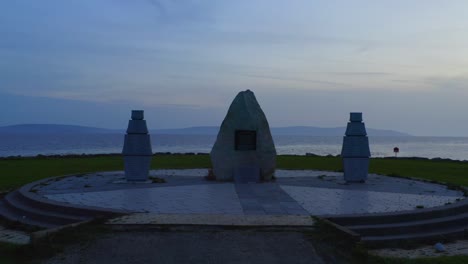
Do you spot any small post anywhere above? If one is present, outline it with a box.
[393,147,399,158]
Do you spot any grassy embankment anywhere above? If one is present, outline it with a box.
[1,154,468,193]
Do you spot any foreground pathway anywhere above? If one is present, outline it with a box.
[0,225,30,245]
[42,229,331,264]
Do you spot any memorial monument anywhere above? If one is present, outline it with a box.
[341,112,371,182]
[122,110,152,181]
[210,90,276,182]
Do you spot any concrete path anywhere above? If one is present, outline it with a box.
[42,229,332,264]
[0,225,30,245]
[107,214,315,226]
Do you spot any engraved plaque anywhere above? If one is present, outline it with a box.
[235,130,256,151]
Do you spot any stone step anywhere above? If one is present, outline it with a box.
[347,212,468,236]
[4,191,89,227]
[327,199,468,226]
[0,200,56,229]
[362,225,468,248]
[0,178,130,229]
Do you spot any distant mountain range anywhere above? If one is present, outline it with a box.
[0,124,412,137]
[0,124,121,134]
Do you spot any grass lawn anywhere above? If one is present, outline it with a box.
[1,154,468,193]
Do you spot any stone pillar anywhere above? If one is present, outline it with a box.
[122,110,152,181]
[341,112,371,182]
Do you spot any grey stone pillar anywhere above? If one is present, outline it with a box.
[122,110,152,181]
[341,112,371,182]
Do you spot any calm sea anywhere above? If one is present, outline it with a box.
[1,134,468,160]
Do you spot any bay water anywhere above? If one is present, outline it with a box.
[1,134,468,161]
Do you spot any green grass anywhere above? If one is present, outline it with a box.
[150,154,211,169]
[277,155,343,171]
[0,156,124,193]
[369,158,468,187]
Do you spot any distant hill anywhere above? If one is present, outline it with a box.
[270,126,411,137]
[151,126,220,135]
[152,126,411,137]
[0,124,411,136]
[0,124,121,134]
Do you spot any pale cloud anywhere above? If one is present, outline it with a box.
[426,75,468,92]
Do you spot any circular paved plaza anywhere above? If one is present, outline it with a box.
[31,169,464,216]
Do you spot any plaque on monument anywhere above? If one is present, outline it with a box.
[235,130,257,151]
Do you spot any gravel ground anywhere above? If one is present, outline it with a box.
[370,240,468,259]
[42,229,337,264]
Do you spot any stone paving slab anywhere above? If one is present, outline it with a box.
[45,184,243,214]
[281,185,461,215]
[235,183,309,215]
[106,213,315,227]
[34,171,216,195]
[277,173,460,196]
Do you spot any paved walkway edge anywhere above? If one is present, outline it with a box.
[30,220,93,244]
[0,226,30,245]
[106,213,316,227]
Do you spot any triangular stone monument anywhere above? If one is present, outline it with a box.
[210,90,276,182]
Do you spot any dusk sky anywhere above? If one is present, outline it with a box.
[1,1,468,136]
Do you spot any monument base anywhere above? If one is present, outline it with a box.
[343,157,369,182]
[233,166,260,183]
[124,156,152,181]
